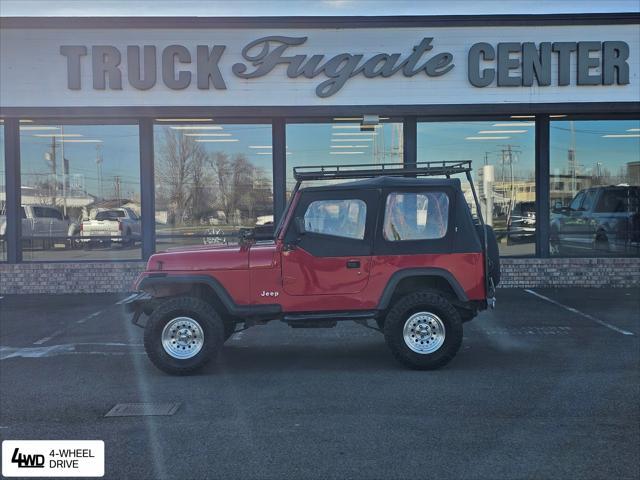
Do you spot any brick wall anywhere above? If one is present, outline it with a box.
[0,258,638,294]
[0,262,146,294]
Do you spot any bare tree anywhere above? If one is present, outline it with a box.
[158,129,207,226]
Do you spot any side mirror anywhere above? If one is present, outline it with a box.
[553,201,563,210]
[294,217,306,235]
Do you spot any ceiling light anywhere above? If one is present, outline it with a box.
[170,126,223,130]
[627,128,640,132]
[33,133,83,138]
[249,145,272,149]
[332,138,374,142]
[331,145,369,148]
[602,134,640,138]
[19,119,33,123]
[478,130,527,134]
[57,139,103,143]
[465,136,511,140]
[332,125,380,129]
[183,133,232,137]
[194,139,239,142]
[492,122,534,127]
[510,115,536,119]
[20,126,60,131]
[550,115,567,118]
[333,117,362,121]
[332,132,377,136]
[330,151,365,155]
[156,118,214,122]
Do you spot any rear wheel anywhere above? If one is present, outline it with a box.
[143,296,224,375]
[384,290,463,370]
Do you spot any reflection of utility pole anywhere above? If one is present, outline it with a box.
[113,176,121,203]
[96,144,104,199]
[61,126,68,216]
[44,137,58,206]
[568,121,578,193]
[498,144,521,207]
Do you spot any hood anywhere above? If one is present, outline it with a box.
[147,243,250,271]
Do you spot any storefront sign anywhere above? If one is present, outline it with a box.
[59,36,630,97]
[2,24,638,107]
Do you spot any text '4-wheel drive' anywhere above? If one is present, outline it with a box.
[126,161,500,374]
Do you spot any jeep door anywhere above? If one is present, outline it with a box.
[281,190,376,296]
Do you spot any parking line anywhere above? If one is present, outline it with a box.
[33,330,63,345]
[524,289,635,336]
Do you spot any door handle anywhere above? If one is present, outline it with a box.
[346,260,360,269]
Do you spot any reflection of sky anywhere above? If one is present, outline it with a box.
[417,121,536,181]
[550,120,640,177]
[154,124,273,178]
[286,122,404,190]
[20,125,140,200]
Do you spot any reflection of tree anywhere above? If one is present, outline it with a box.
[158,129,273,228]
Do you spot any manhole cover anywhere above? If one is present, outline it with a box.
[105,403,180,417]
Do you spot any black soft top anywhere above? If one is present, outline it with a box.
[301,176,462,192]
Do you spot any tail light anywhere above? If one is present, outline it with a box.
[118,221,123,232]
[79,223,83,232]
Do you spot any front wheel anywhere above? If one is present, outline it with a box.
[384,290,463,370]
[143,296,224,375]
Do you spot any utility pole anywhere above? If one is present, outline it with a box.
[113,176,121,203]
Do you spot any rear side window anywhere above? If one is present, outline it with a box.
[303,199,367,240]
[383,192,449,241]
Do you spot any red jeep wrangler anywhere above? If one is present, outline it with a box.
[127,161,499,374]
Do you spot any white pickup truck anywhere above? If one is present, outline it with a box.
[0,205,78,243]
[80,208,141,246]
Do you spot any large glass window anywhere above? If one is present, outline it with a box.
[154,122,273,249]
[0,124,5,261]
[417,120,536,256]
[19,123,141,260]
[550,119,640,257]
[286,119,404,195]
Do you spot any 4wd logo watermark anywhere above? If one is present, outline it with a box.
[11,448,45,468]
[2,440,104,477]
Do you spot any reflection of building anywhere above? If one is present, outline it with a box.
[550,175,594,204]
[628,162,640,186]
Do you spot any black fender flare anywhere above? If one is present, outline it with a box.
[377,268,469,310]
[138,274,281,317]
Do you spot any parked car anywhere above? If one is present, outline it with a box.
[0,205,78,246]
[80,208,141,246]
[126,161,500,375]
[550,185,640,255]
[506,201,536,244]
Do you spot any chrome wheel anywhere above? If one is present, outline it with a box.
[161,316,204,359]
[403,312,446,354]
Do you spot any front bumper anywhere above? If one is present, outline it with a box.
[122,292,154,327]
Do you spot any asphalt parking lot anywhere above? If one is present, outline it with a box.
[1,288,638,480]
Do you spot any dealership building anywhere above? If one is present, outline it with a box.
[0,13,639,294]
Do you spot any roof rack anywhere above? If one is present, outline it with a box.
[293,160,472,182]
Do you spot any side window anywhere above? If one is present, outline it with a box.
[569,192,585,211]
[303,199,367,240]
[383,192,449,241]
[32,207,46,218]
[581,190,598,212]
[21,207,27,219]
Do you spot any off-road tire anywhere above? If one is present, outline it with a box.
[144,296,224,375]
[384,290,463,370]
